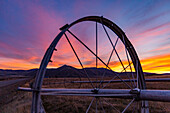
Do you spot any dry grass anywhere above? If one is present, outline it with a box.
[0,78,32,113]
[0,91,32,113]
[41,75,170,113]
[1,75,170,113]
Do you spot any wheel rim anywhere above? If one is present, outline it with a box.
[31,16,148,113]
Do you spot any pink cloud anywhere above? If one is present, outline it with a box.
[148,45,170,53]
[130,21,170,47]
[138,21,170,36]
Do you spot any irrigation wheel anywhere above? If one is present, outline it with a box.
[31,16,149,113]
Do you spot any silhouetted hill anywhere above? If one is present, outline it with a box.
[44,65,119,78]
[0,65,169,78]
[45,65,84,78]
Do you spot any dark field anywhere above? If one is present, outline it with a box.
[0,75,170,113]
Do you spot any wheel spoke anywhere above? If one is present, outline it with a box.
[98,37,119,89]
[137,101,141,112]
[132,101,137,113]
[96,21,98,88]
[100,17,134,88]
[67,30,131,89]
[136,60,139,88]
[120,62,133,73]
[101,76,117,89]
[64,33,95,89]
[86,97,95,113]
[122,34,136,87]
[96,98,98,113]
[122,98,135,113]
[141,101,149,113]
[99,98,106,113]
[103,98,120,113]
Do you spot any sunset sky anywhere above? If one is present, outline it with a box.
[0,0,170,74]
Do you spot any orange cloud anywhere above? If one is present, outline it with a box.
[0,58,39,70]
[140,54,170,74]
[0,50,169,75]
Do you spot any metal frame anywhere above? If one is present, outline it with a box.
[30,16,152,113]
[19,87,170,102]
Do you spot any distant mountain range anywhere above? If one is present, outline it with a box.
[0,65,169,77]
[0,69,36,76]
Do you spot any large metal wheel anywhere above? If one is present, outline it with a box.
[31,16,149,113]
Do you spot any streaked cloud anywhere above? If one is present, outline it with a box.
[0,0,169,74]
[141,54,170,73]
